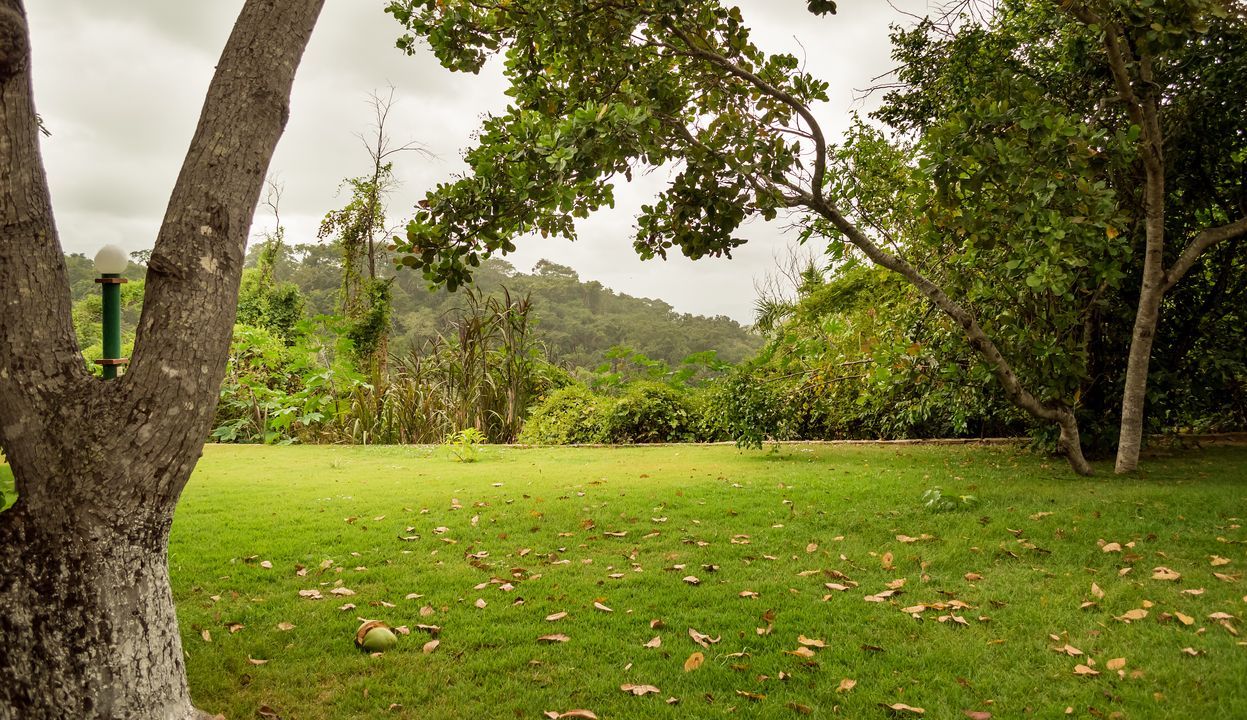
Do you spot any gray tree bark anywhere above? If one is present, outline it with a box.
[0,0,325,717]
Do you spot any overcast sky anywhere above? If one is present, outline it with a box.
[27,0,934,323]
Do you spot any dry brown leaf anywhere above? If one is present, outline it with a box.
[836,678,857,693]
[736,690,766,701]
[556,711,599,720]
[200,629,211,643]
[688,628,719,647]
[593,601,613,613]
[1054,644,1083,657]
[1091,583,1105,599]
[247,657,269,666]
[338,603,356,611]
[1215,572,1241,583]
[260,561,273,570]
[786,646,816,658]
[1073,664,1099,676]
[330,587,356,597]
[683,576,701,586]
[964,711,993,720]
[276,622,295,632]
[806,543,818,553]
[1211,556,1231,567]
[644,636,662,649]
[1152,567,1182,581]
[227,623,244,634]
[824,583,851,592]
[474,598,487,609]
[684,652,705,672]
[1175,611,1195,626]
[797,635,827,648]
[1182,588,1205,596]
[621,684,661,696]
[787,702,814,714]
[882,703,925,716]
[298,589,323,600]
[964,573,983,582]
[422,639,440,654]
[1106,657,1126,671]
[1102,542,1122,553]
[887,578,907,590]
[882,552,895,570]
[537,634,570,644]
[1181,647,1204,657]
[1116,608,1149,623]
[546,612,568,622]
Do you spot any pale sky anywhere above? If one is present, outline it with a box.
[27,0,934,323]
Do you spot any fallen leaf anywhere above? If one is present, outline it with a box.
[797,635,827,648]
[787,702,814,714]
[1175,611,1195,626]
[1054,644,1083,657]
[1181,588,1205,596]
[1152,567,1182,581]
[688,628,720,647]
[1091,583,1105,599]
[298,589,323,600]
[824,583,851,592]
[683,576,701,586]
[546,612,568,622]
[1106,657,1126,671]
[338,603,356,611]
[1115,608,1149,623]
[474,599,487,609]
[964,573,983,582]
[882,552,895,570]
[260,561,273,570]
[247,657,269,666]
[1211,556,1231,567]
[200,629,211,643]
[644,636,662,649]
[786,646,816,658]
[1073,664,1099,676]
[837,678,856,693]
[684,652,705,672]
[276,622,295,632]
[556,711,598,720]
[1102,542,1122,553]
[330,587,356,597]
[593,602,613,613]
[422,639,440,654]
[739,590,759,599]
[1181,647,1204,657]
[1214,572,1241,583]
[537,634,570,644]
[736,690,766,701]
[964,712,993,720]
[882,703,925,715]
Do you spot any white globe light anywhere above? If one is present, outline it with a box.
[94,245,129,275]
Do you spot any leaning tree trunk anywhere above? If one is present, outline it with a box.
[0,1,325,717]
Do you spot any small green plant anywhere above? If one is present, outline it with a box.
[920,487,979,513]
[444,428,487,463]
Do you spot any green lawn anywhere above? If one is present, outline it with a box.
[166,443,1247,719]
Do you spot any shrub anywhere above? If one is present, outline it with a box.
[703,370,787,448]
[602,382,696,444]
[518,385,612,445]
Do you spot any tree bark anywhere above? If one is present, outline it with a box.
[0,0,325,717]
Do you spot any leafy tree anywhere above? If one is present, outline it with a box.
[877,0,1247,469]
[0,2,325,716]
[386,0,1103,473]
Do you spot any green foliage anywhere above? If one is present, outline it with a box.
[518,385,612,445]
[602,382,697,444]
[443,427,487,462]
[703,369,786,449]
[919,487,980,514]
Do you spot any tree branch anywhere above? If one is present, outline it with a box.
[1164,215,1247,293]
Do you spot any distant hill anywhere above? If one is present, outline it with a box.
[65,248,762,369]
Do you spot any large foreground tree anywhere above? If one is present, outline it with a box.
[0,1,324,717]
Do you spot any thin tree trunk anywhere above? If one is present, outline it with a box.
[0,1,325,717]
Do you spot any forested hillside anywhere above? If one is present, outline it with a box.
[64,248,760,370]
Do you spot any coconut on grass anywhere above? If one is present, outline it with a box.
[355,620,398,653]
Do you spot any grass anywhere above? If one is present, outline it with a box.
[159,443,1243,717]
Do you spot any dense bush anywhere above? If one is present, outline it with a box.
[517,385,612,445]
[602,382,697,444]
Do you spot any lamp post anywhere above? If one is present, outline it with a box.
[93,245,129,379]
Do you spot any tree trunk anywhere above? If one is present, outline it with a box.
[0,0,325,716]
[0,502,204,720]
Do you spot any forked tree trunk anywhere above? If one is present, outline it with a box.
[0,0,325,717]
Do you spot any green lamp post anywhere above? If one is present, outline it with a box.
[93,244,129,379]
